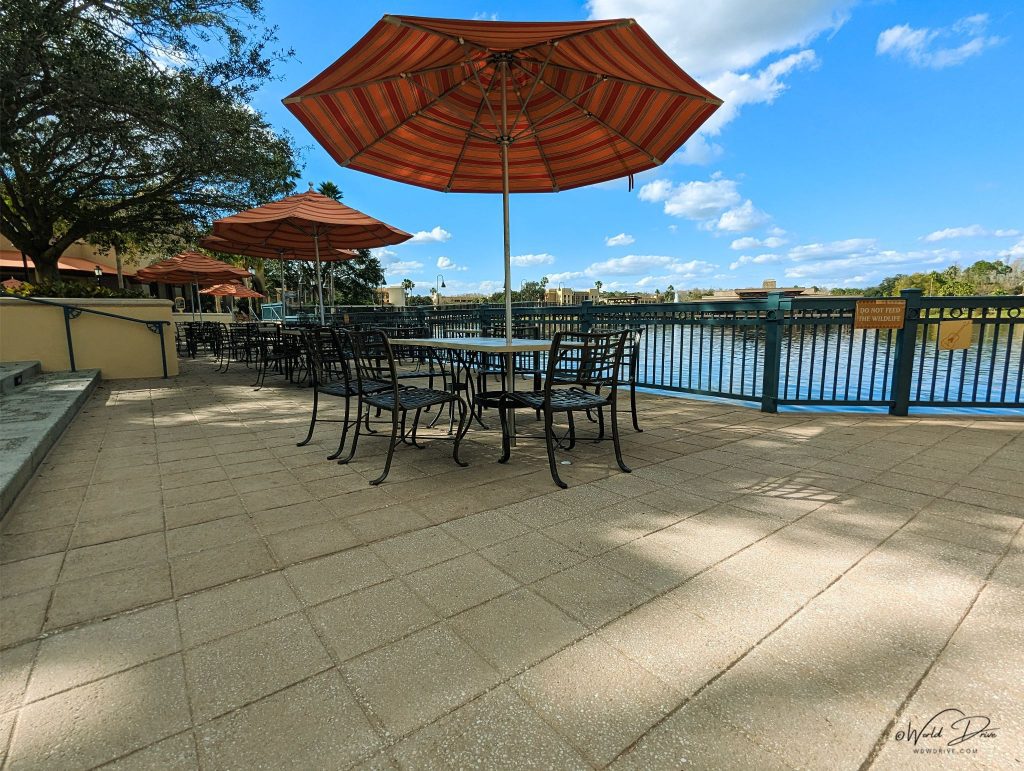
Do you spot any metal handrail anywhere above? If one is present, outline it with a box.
[2,294,171,378]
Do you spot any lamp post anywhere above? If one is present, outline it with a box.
[435,273,446,297]
[93,265,103,285]
[557,282,564,305]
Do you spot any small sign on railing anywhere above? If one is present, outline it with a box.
[938,319,973,350]
[854,299,906,329]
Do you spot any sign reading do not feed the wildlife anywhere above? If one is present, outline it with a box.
[854,299,906,330]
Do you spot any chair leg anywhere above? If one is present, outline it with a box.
[410,408,425,448]
[498,403,512,464]
[297,388,319,446]
[452,398,470,467]
[630,382,643,432]
[610,399,631,473]
[566,412,577,450]
[543,408,567,489]
[327,396,352,460]
[371,409,401,485]
[338,398,364,464]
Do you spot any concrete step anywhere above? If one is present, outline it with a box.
[0,368,100,517]
[0,361,42,395]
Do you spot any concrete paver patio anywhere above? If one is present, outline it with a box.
[1,358,1021,769]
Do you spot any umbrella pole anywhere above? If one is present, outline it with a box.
[280,257,287,323]
[313,229,326,325]
[195,280,204,321]
[500,59,516,443]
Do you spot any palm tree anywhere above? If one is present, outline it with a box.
[317,181,343,201]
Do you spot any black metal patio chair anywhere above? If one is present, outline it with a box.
[498,329,631,488]
[338,330,470,485]
[296,328,390,459]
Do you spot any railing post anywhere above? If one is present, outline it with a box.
[889,288,923,416]
[62,306,77,371]
[760,290,786,413]
[580,300,594,332]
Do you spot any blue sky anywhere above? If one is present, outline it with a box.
[251,0,1023,295]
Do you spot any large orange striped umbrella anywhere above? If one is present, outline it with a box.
[283,15,721,344]
[211,187,411,324]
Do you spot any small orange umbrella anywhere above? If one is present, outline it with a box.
[136,251,250,320]
[2,276,25,290]
[211,186,411,323]
[200,235,358,320]
[199,282,266,299]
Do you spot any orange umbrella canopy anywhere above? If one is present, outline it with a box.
[2,276,25,289]
[283,15,722,193]
[199,282,265,299]
[210,189,411,251]
[199,235,359,262]
[135,251,250,285]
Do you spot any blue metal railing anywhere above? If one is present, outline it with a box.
[269,291,1024,413]
[3,295,172,378]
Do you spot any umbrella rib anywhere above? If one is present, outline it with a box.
[285,60,471,102]
[526,60,722,104]
[465,48,501,134]
[383,15,634,54]
[404,64,497,137]
[446,86,492,192]
[510,75,559,192]
[509,61,661,164]
[511,44,556,132]
[509,67,605,140]
[343,69,483,167]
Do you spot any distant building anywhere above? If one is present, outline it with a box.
[701,279,828,302]
[433,292,485,306]
[544,287,600,305]
[375,285,407,307]
[602,293,660,305]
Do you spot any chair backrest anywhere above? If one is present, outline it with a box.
[348,330,399,394]
[545,330,628,391]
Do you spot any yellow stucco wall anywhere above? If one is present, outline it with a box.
[0,298,178,379]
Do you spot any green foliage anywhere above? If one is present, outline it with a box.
[316,182,343,201]
[3,279,146,299]
[485,279,547,303]
[850,260,1023,298]
[1,0,299,279]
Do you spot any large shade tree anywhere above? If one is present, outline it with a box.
[0,0,299,279]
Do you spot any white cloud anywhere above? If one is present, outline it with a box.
[436,256,467,271]
[698,50,819,137]
[784,251,944,280]
[877,14,1004,69]
[924,225,1022,241]
[729,253,780,270]
[587,0,852,78]
[673,134,725,165]
[409,226,452,244]
[544,271,585,283]
[472,11,498,20]
[714,200,771,232]
[582,255,715,279]
[589,0,849,163]
[730,235,788,250]
[787,238,876,260]
[510,253,555,267]
[605,233,636,247]
[999,240,1024,259]
[382,260,424,275]
[638,175,771,233]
